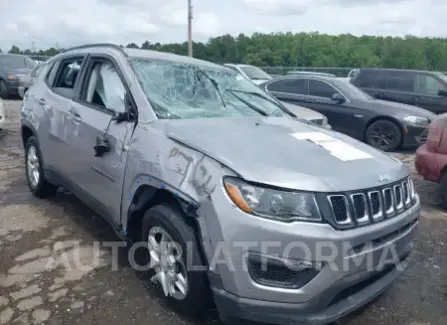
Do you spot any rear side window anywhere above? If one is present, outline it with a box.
[52,57,85,98]
[352,70,385,88]
[308,80,337,98]
[267,79,307,94]
[385,71,414,92]
[45,61,59,86]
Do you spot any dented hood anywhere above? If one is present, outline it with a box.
[165,117,410,192]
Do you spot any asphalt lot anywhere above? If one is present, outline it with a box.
[0,99,446,325]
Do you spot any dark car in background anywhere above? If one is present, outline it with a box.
[350,68,447,115]
[18,64,47,99]
[0,54,37,99]
[261,75,436,151]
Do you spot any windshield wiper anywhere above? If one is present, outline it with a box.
[227,89,293,116]
[226,90,268,116]
[195,69,226,107]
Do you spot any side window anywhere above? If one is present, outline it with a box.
[54,58,83,90]
[34,65,45,78]
[385,72,414,92]
[45,61,59,86]
[308,80,337,98]
[414,74,446,96]
[267,79,307,95]
[353,70,385,88]
[83,59,126,113]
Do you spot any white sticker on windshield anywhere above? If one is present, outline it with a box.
[236,75,244,81]
[291,132,372,161]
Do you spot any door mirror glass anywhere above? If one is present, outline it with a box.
[438,89,447,97]
[331,93,345,102]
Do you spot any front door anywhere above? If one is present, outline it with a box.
[413,73,447,114]
[65,55,135,225]
[304,79,362,139]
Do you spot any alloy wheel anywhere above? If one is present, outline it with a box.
[27,145,40,188]
[148,226,189,300]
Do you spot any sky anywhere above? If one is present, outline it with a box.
[1,0,446,52]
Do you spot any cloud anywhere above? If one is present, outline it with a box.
[1,0,447,52]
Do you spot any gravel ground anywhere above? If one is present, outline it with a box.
[0,99,446,325]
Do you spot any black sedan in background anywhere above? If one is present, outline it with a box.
[261,75,437,151]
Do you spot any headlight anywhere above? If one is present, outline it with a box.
[403,116,429,126]
[223,177,321,222]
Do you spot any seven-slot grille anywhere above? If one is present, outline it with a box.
[327,178,416,227]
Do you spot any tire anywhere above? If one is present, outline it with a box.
[0,80,9,99]
[25,136,58,197]
[141,203,208,316]
[365,119,402,152]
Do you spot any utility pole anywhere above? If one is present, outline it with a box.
[188,0,193,57]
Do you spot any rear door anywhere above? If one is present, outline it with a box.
[265,78,308,105]
[413,72,447,114]
[42,55,87,175]
[65,54,136,225]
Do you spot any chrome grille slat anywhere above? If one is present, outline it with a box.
[350,193,369,224]
[328,178,415,227]
[368,191,383,220]
[382,188,395,215]
[328,195,351,225]
[394,184,404,211]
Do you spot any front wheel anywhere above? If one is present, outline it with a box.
[141,204,208,316]
[365,119,402,152]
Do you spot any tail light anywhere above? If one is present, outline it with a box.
[426,120,444,151]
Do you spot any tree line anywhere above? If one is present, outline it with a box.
[4,32,447,71]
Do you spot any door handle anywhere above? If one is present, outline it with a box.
[412,96,420,101]
[68,108,82,122]
[307,98,316,103]
[38,98,46,105]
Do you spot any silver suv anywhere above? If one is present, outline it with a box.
[21,44,420,325]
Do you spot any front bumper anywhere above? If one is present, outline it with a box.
[212,257,408,325]
[5,79,19,96]
[204,186,420,324]
[402,124,428,148]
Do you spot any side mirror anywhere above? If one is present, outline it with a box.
[331,93,345,103]
[438,89,447,97]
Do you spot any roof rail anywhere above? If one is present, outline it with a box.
[61,43,128,56]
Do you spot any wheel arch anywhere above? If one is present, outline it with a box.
[364,115,404,145]
[126,184,199,243]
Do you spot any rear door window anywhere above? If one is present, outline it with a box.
[385,71,414,92]
[308,80,337,98]
[52,57,85,98]
[267,78,308,94]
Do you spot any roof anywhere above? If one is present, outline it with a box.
[269,74,337,82]
[55,43,225,70]
[356,67,437,74]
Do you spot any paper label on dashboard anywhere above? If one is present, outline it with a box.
[291,132,372,161]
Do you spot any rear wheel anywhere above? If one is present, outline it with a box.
[0,80,9,99]
[365,119,402,152]
[25,136,58,197]
[141,204,208,316]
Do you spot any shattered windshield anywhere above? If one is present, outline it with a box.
[130,57,289,119]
